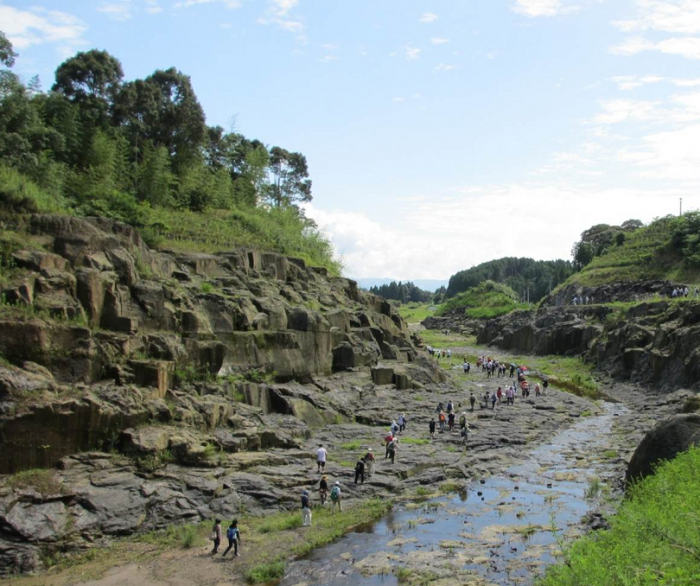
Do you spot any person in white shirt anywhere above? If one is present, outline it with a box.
[316,444,327,473]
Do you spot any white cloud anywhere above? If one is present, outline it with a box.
[320,54,337,63]
[612,36,700,59]
[431,37,450,45]
[617,123,700,181]
[0,5,87,52]
[405,46,421,60]
[177,0,241,8]
[434,63,455,72]
[612,75,664,91]
[259,0,304,33]
[420,12,438,23]
[392,97,405,103]
[614,0,700,34]
[145,0,162,14]
[99,1,133,21]
[512,0,577,17]
[305,185,688,280]
[592,99,663,124]
[672,77,700,87]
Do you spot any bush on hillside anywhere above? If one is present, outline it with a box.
[438,280,528,319]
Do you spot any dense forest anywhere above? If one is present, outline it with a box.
[368,281,433,303]
[0,32,340,273]
[446,257,574,302]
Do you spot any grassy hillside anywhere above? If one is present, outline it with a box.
[0,166,342,275]
[437,280,529,319]
[564,214,700,288]
[539,446,700,586]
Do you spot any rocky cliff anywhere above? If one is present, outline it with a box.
[0,213,449,573]
[473,299,700,391]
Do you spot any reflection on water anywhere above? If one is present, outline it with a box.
[281,403,626,586]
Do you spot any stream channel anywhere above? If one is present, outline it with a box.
[281,401,627,586]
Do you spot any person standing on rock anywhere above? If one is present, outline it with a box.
[301,490,312,526]
[491,392,497,410]
[535,382,541,397]
[387,438,399,463]
[364,448,375,477]
[222,519,241,557]
[398,414,407,433]
[543,379,549,395]
[438,411,446,433]
[211,518,223,555]
[354,457,365,485]
[316,444,327,473]
[319,475,329,505]
[459,412,467,431]
[448,411,456,433]
[384,431,394,458]
[330,481,342,513]
[391,420,399,435]
[429,418,436,438]
[460,420,470,450]
[469,393,476,411]
[463,360,469,374]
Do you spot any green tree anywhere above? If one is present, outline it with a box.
[267,146,312,207]
[0,31,18,68]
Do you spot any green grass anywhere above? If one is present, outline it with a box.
[585,477,602,499]
[539,447,700,586]
[340,440,365,451]
[6,469,64,496]
[0,165,71,215]
[438,280,530,319]
[559,215,700,290]
[257,512,303,534]
[149,206,342,275]
[400,437,430,446]
[245,560,286,584]
[602,450,618,459]
[398,302,437,323]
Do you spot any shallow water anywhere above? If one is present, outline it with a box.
[281,402,626,586]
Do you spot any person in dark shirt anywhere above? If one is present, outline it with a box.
[301,490,312,526]
[354,457,365,484]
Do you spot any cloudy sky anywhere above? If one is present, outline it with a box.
[3,0,700,280]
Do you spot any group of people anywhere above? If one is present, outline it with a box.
[210,519,241,558]
[671,286,698,298]
[476,356,517,378]
[429,402,472,449]
[428,346,452,360]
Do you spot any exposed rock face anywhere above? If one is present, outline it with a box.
[469,299,700,391]
[0,213,453,575]
[0,214,430,474]
[476,307,607,357]
[541,280,688,308]
[626,414,700,483]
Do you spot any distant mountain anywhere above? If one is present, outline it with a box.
[353,278,449,292]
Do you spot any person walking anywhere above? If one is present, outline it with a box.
[459,412,467,432]
[301,490,312,526]
[460,421,470,451]
[398,414,407,433]
[384,431,394,459]
[438,411,446,433]
[330,482,342,513]
[387,438,399,463]
[448,412,456,432]
[319,475,329,505]
[469,392,476,412]
[364,448,375,477]
[543,379,549,395]
[354,457,365,485]
[222,520,241,557]
[429,418,436,439]
[316,444,327,473]
[211,519,223,555]
[491,392,497,410]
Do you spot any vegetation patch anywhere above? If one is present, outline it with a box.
[6,469,64,496]
[400,437,430,446]
[438,280,530,319]
[540,447,700,586]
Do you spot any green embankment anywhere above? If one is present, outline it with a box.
[561,214,700,289]
[0,166,341,275]
[539,447,700,586]
[438,280,530,319]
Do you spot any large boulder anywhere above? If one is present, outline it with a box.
[626,414,700,483]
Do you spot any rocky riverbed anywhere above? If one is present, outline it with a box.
[4,345,690,586]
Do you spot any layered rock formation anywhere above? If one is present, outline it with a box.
[0,213,451,574]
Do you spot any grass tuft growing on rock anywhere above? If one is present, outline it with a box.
[245,559,286,584]
[539,447,700,586]
[6,469,64,496]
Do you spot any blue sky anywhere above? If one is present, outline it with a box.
[3,0,700,280]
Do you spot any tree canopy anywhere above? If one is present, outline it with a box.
[0,36,314,222]
[368,281,433,303]
[446,257,574,303]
